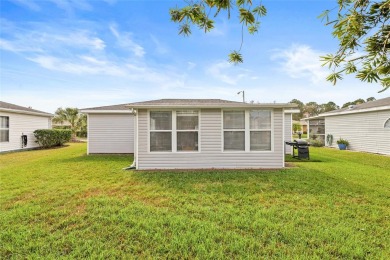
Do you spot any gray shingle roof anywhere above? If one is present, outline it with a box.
[81,99,296,112]
[80,103,131,111]
[321,97,390,116]
[127,99,296,108]
[0,101,53,116]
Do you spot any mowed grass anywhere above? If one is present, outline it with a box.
[1,144,389,259]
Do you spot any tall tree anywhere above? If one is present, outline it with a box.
[173,1,389,91]
[319,0,389,92]
[366,97,376,102]
[52,108,86,140]
[342,98,367,108]
[170,0,266,64]
[304,102,322,117]
[321,101,339,113]
[289,99,305,120]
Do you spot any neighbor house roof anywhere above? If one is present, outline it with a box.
[127,99,297,109]
[0,101,53,117]
[305,97,390,120]
[80,103,134,114]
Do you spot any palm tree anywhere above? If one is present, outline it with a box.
[52,108,86,141]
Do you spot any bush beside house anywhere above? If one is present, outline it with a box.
[34,129,72,148]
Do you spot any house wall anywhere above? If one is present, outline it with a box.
[136,108,285,169]
[325,110,390,155]
[88,113,134,154]
[0,111,51,152]
[284,113,292,155]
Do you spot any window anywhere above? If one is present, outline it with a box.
[385,118,390,129]
[250,110,271,151]
[0,116,9,142]
[223,111,245,151]
[149,110,199,152]
[150,111,172,151]
[223,110,272,151]
[177,110,199,151]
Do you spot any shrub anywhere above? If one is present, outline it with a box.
[53,125,71,130]
[34,129,72,148]
[336,138,349,146]
[309,139,324,147]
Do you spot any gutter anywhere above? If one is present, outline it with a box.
[80,110,135,114]
[0,108,53,117]
[127,104,298,109]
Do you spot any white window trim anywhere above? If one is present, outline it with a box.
[148,109,201,153]
[0,116,10,143]
[221,109,274,153]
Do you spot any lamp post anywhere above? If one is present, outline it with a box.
[237,90,245,103]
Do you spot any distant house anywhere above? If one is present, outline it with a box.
[80,104,135,154]
[306,97,390,155]
[0,101,53,153]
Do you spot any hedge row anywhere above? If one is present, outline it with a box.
[34,129,72,148]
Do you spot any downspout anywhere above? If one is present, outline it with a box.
[123,108,137,170]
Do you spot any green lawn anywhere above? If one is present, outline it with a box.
[1,144,389,259]
[292,133,308,139]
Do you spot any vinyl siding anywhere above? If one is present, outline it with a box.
[325,110,390,155]
[137,108,284,169]
[88,113,134,154]
[284,113,292,154]
[0,111,51,152]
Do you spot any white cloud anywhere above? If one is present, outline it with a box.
[109,24,145,57]
[187,62,196,70]
[49,0,92,12]
[0,38,42,52]
[206,61,251,85]
[9,0,92,13]
[271,44,328,84]
[150,34,168,55]
[28,55,126,76]
[9,0,40,11]
[0,25,105,53]
[103,0,117,5]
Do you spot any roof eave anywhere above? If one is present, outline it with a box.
[315,105,390,118]
[127,103,297,109]
[80,109,133,114]
[284,109,300,114]
[0,108,53,117]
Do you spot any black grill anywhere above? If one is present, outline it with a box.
[285,140,310,160]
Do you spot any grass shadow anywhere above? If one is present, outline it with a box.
[285,154,323,162]
[55,153,134,164]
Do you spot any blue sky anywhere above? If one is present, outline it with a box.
[0,0,388,113]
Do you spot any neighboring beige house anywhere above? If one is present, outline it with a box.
[0,101,53,153]
[81,104,135,154]
[306,97,390,155]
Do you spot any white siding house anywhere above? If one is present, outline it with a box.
[128,99,297,170]
[81,104,135,154]
[307,97,390,155]
[0,101,53,153]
